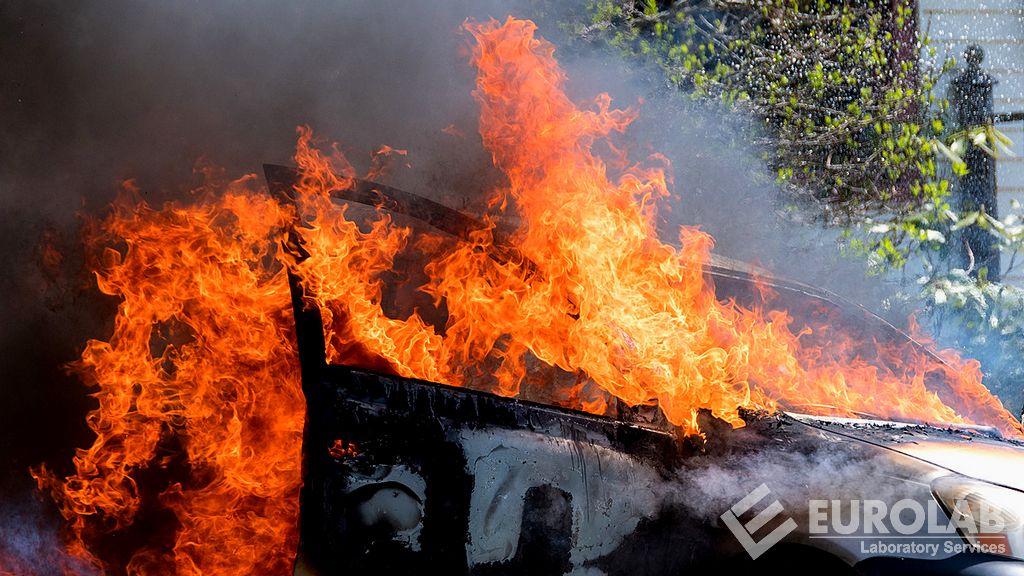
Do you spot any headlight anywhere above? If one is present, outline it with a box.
[932,475,1024,560]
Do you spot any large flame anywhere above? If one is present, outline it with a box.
[32,178,305,574]
[292,17,1020,436]
[32,16,1021,576]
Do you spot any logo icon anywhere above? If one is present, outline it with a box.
[721,484,798,559]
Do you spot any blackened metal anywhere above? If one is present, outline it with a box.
[856,552,1024,575]
[326,365,686,461]
[305,363,688,574]
[949,45,999,281]
[318,371,475,574]
[263,165,332,575]
[588,504,715,576]
[263,165,327,390]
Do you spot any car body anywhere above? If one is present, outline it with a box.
[264,166,1024,576]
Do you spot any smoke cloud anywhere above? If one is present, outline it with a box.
[1,0,914,547]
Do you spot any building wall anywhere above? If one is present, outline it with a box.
[919,0,1024,280]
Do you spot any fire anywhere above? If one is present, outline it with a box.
[33,15,1021,576]
[33,177,305,574]
[290,17,1020,437]
[430,18,1019,436]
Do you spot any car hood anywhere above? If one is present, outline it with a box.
[787,413,1024,492]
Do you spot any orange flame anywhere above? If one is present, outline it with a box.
[35,15,1021,576]
[290,17,1020,437]
[34,177,305,574]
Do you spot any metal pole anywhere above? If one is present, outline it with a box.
[949,45,999,281]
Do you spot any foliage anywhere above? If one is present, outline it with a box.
[901,199,1024,411]
[575,0,943,215]
[572,0,1024,412]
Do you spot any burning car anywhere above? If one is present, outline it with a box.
[32,17,1024,575]
[266,165,1024,576]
